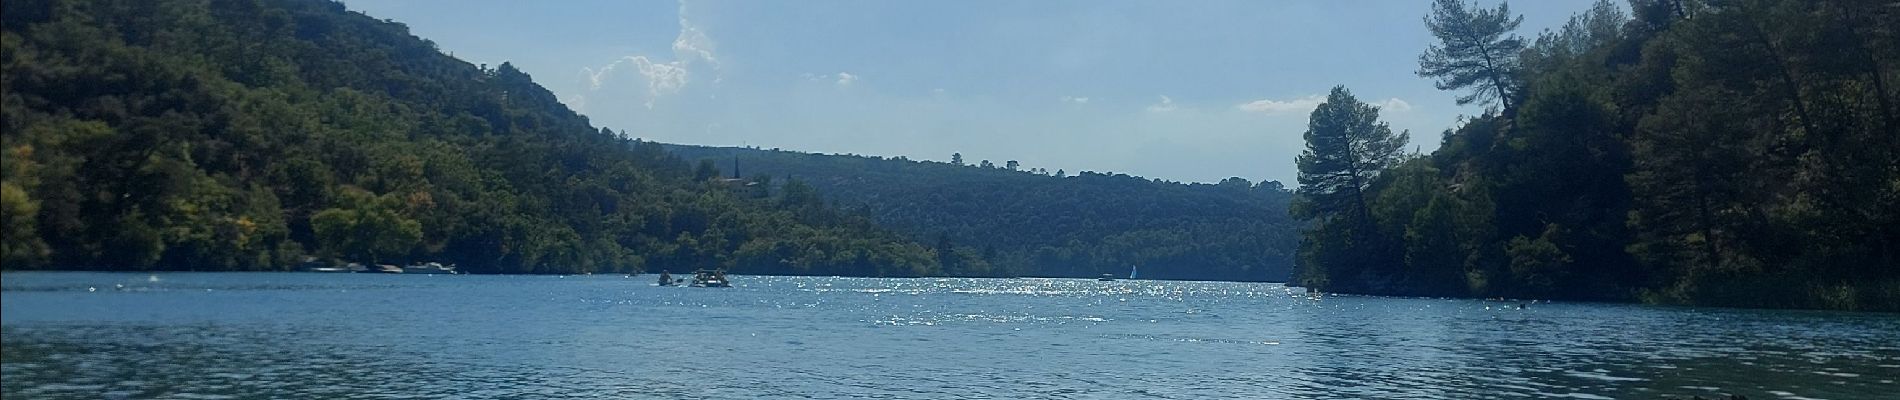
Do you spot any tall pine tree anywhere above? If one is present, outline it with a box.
[1293,86,1410,291]
[1418,0,1526,113]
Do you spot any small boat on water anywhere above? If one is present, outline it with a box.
[402,262,459,275]
[691,269,731,287]
[1097,273,1117,282]
[301,257,351,272]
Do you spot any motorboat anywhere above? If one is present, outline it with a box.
[1097,273,1116,282]
[695,269,729,288]
[402,262,458,275]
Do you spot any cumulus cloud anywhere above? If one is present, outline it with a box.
[578,0,719,108]
[1372,97,1413,112]
[1060,96,1090,104]
[1235,94,1325,115]
[835,72,858,86]
[1145,95,1176,112]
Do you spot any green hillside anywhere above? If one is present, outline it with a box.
[0,0,944,276]
[666,145,1301,281]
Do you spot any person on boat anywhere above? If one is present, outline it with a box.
[657,270,672,286]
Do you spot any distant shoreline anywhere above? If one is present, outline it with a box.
[0,269,1289,283]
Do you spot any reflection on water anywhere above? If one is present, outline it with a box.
[3,272,1896,399]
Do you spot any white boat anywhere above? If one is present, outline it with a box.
[400,261,459,274]
[1130,265,1139,280]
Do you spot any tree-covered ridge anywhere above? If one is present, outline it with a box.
[0,0,945,276]
[1296,0,1900,311]
[665,144,1301,281]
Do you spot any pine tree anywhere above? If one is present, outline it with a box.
[1294,86,1410,223]
[1292,86,1411,291]
[1418,0,1525,112]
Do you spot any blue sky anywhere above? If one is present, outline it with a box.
[348,0,1599,184]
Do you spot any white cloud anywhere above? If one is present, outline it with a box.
[1145,95,1176,112]
[1060,96,1090,104]
[563,94,589,113]
[1234,95,1412,115]
[1235,94,1325,115]
[577,0,719,108]
[804,72,859,87]
[671,0,719,72]
[1373,97,1413,112]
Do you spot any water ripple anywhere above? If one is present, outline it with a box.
[3,272,1897,399]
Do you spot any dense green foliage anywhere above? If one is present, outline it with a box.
[0,0,946,276]
[666,145,1301,281]
[1296,0,1900,311]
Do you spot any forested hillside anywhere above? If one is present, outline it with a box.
[0,0,946,276]
[666,145,1301,281]
[1294,0,1900,311]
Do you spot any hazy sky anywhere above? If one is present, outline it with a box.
[348,0,1599,184]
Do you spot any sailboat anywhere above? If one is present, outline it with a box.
[1129,265,1139,280]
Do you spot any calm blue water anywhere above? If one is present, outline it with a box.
[2,272,1896,399]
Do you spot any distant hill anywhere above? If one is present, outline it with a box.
[666,145,1301,281]
[0,0,941,276]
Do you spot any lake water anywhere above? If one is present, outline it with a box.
[2,272,1896,399]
